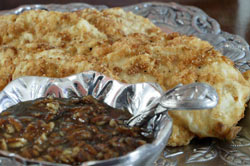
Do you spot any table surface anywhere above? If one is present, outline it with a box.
[1,0,250,44]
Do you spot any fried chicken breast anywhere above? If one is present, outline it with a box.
[0,8,249,146]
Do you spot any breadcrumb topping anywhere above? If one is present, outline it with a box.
[0,8,250,146]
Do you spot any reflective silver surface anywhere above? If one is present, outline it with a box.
[0,71,171,166]
[0,71,218,166]
[0,2,249,166]
[127,83,218,127]
[159,83,218,110]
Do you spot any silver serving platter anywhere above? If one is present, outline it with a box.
[0,2,250,166]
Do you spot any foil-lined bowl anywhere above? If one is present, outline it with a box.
[0,71,171,166]
[0,71,218,166]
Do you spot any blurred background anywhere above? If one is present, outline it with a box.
[0,0,249,43]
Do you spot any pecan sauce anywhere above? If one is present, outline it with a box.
[0,96,152,165]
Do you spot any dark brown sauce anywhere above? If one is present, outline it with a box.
[0,96,152,165]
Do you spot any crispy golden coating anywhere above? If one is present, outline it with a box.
[0,8,249,146]
[104,32,250,146]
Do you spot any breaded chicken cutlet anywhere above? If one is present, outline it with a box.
[0,8,250,146]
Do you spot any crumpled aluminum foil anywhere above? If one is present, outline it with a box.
[0,71,218,166]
